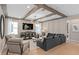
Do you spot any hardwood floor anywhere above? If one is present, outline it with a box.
[2,42,79,55]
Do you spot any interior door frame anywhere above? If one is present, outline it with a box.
[66,20,71,42]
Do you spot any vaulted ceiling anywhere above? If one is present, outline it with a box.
[47,4,79,16]
[1,4,79,22]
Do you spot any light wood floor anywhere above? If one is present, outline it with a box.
[2,42,79,55]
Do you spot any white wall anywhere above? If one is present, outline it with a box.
[41,18,67,36]
[70,20,79,41]
[0,5,5,54]
[67,15,79,42]
[5,19,35,36]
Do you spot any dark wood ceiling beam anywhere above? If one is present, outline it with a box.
[39,16,67,23]
[35,4,67,17]
[34,13,56,21]
[23,6,40,19]
[5,16,30,21]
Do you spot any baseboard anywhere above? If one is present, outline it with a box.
[69,40,79,43]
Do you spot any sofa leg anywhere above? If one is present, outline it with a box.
[6,49,9,55]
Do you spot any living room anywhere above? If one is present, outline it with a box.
[0,4,79,55]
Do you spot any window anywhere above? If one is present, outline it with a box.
[8,19,18,34]
[35,23,41,33]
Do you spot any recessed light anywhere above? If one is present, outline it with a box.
[27,5,30,8]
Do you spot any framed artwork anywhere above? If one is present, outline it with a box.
[72,24,79,32]
[0,15,5,39]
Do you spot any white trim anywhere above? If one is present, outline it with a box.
[70,40,79,43]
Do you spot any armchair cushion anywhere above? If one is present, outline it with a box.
[8,38,22,43]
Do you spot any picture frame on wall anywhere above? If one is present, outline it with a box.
[0,15,5,39]
[72,24,79,32]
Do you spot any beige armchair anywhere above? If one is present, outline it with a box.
[5,36,30,55]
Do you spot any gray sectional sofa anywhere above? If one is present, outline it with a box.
[37,33,66,51]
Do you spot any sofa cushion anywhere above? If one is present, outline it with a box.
[47,33,55,38]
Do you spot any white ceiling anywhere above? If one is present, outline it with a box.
[47,4,79,16]
[6,4,79,22]
[26,8,53,20]
[7,4,35,18]
[38,14,61,22]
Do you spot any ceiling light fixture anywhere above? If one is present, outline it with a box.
[27,5,30,8]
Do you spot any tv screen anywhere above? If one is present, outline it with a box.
[23,23,33,30]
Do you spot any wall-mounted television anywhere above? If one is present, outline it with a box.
[23,23,33,30]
